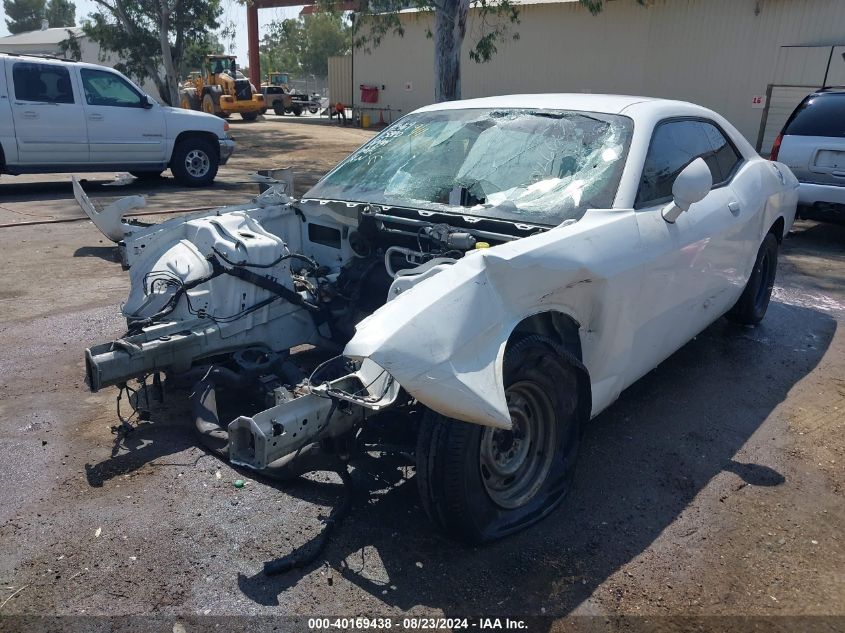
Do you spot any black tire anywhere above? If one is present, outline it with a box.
[169,137,219,187]
[273,103,285,116]
[241,112,259,122]
[129,170,164,180]
[726,232,779,325]
[292,106,303,116]
[416,335,585,543]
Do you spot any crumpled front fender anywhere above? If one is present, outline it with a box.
[344,251,514,428]
[343,209,643,429]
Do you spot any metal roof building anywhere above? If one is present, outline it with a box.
[345,0,845,153]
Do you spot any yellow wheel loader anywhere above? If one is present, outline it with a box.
[180,55,264,122]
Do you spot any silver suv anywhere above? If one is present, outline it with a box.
[772,89,845,222]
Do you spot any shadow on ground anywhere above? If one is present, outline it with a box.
[0,174,247,205]
[78,218,837,618]
[233,301,835,617]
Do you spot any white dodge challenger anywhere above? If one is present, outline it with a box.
[82,94,798,543]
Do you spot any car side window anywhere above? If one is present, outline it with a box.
[700,121,742,182]
[12,62,75,104]
[636,119,740,208]
[80,69,143,108]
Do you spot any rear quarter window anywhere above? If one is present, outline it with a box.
[784,95,845,138]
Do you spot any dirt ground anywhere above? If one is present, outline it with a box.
[0,116,843,631]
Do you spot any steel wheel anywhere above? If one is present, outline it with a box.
[184,149,210,179]
[480,380,557,509]
[754,245,774,310]
[416,335,587,543]
[726,232,779,325]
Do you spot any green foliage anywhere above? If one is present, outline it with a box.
[45,0,75,27]
[3,0,46,34]
[181,32,224,75]
[83,0,222,104]
[58,27,82,59]
[468,0,520,63]
[260,13,351,79]
[579,0,644,15]
[3,0,74,33]
[350,0,519,66]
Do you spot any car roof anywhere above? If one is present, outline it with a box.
[0,52,119,73]
[412,93,713,116]
[809,87,845,97]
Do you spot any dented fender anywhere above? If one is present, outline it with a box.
[344,209,646,429]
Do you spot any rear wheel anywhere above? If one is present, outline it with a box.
[273,103,285,116]
[170,137,218,187]
[726,232,779,325]
[416,335,584,543]
[241,111,259,122]
[292,105,303,116]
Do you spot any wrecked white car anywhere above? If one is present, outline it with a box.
[82,95,798,543]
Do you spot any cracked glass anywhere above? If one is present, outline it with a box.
[306,108,634,225]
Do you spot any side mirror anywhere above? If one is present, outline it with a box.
[140,95,153,109]
[663,157,712,223]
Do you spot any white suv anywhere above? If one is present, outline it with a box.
[0,53,235,187]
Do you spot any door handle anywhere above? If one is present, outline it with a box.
[728,201,741,215]
[21,111,38,119]
[88,113,104,121]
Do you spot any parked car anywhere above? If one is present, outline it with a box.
[0,53,235,186]
[81,94,798,543]
[772,88,845,222]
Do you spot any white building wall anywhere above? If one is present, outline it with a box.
[352,0,845,148]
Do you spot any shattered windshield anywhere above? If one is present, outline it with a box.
[306,108,633,225]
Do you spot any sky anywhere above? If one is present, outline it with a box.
[0,0,303,60]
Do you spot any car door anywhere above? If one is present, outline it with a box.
[0,60,16,165]
[625,118,751,384]
[5,60,88,165]
[79,67,166,165]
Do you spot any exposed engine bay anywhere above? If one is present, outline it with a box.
[78,178,547,477]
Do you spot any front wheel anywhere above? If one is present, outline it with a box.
[170,138,219,187]
[416,335,584,543]
[201,93,218,116]
[726,232,779,325]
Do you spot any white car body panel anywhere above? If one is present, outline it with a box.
[3,57,89,164]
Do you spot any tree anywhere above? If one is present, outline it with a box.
[3,0,46,34]
[84,0,222,106]
[260,13,350,79]
[3,0,74,33]
[260,18,304,77]
[352,0,643,103]
[45,0,75,27]
[181,32,224,76]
